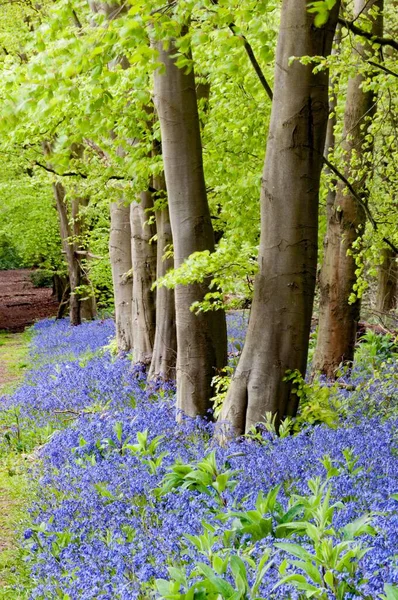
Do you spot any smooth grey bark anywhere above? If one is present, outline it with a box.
[376,247,397,313]
[130,191,157,364]
[153,35,227,418]
[219,0,340,435]
[148,174,177,380]
[109,201,133,351]
[313,0,383,377]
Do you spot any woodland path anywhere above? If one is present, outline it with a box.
[0,269,58,333]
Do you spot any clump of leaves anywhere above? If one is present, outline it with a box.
[355,330,397,373]
[284,370,343,430]
[157,450,238,508]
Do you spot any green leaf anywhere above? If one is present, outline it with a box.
[114,421,123,443]
[230,555,248,588]
[278,503,305,524]
[276,573,319,593]
[383,584,398,600]
[274,542,314,562]
[342,515,376,540]
[93,483,115,499]
[323,569,335,589]
[197,563,235,596]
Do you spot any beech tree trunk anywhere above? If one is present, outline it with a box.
[148,174,177,380]
[313,0,383,377]
[130,191,157,364]
[71,197,97,321]
[219,0,340,435]
[53,182,81,326]
[53,183,97,325]
[376,248,397,313]
[109,201,133,351]
[153,35,227,418]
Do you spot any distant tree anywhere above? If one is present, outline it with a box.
[313,0,383,377]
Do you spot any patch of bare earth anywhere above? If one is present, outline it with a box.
[0,269,58,333]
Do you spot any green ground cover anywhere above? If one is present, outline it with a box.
[0,329,34,599]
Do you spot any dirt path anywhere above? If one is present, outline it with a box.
[0,269,58,333]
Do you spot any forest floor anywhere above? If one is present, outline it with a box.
[0,269,58,334]
[0,269,55,597]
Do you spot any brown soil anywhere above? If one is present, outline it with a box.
[0,269,58,333]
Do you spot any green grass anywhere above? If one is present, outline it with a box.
[0,460,33,599]
[0,330,33,396]
[0,329,35,598]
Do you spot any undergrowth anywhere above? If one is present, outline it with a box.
[0,316,397,599]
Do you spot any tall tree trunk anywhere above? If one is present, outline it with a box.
[376,247,397,313]
[53,182,81,326]
[130,191,157,364]
[313,0,383,377]
[53,183,97,325]
[148,174,177,380]
[71,196,97,321]
[219,0,340,435]
[153,33,227,418]
[109,201,134,351]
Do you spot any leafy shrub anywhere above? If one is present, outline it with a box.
[30,269,54,288]
[0,232,23,269]
[355,330,397,372]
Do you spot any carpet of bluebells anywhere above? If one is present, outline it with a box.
[1,315,398,599]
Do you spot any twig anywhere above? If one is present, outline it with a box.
[74,250,103,259]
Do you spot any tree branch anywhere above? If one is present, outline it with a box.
[33,159,135,184]
[228,24,273,101]
[210,0,273,101]
[367,60,398,78]
[322,156,398,255]
[34,161,88,178]
[74,250,103,259]
[381,237,398,255]
[338,16,398,51]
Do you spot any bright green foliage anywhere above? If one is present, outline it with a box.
[307,0,338,27]
[0,0,278,306]
[355,330,398,373]
[157,450,239,508]
[275,479,376,600]
[0,160,61,270]
[155,467,380,600]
